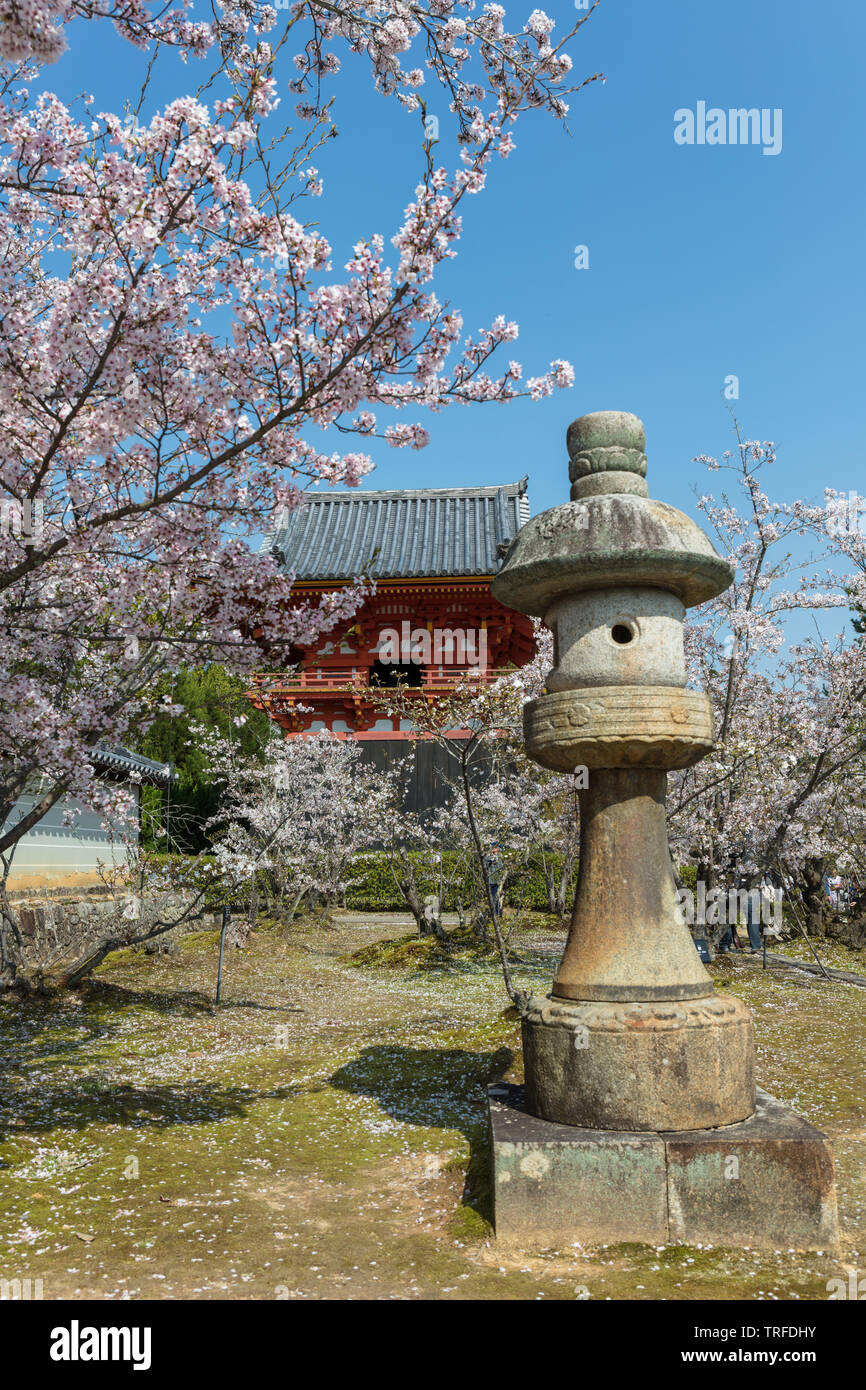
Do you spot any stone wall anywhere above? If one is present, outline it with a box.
[2,890,222,988]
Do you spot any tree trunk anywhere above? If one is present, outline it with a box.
[802,857,825,939]
[284,886,307,920]
[555,853,577,918]
[394,850,426,935]
[545,864,557,916]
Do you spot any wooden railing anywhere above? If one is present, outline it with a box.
[250,665,512,694]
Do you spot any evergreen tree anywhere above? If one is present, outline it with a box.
[135,666,271,854]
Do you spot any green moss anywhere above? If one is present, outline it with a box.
[345,932,450,970]
[343,923,516,973]
[606,1241,720,1271]
[0,911,860,1300]
[448,1143,493,1241]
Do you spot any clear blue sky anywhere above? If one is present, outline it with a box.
[46,0,866,528]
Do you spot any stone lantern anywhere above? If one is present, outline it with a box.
[487,411,839,1252]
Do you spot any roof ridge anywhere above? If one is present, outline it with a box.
[289,480,527,501]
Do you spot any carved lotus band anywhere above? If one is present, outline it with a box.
[524,993,751,1035]
[525,685,714,770]
[568,444,648,482]
[565,410,647,483]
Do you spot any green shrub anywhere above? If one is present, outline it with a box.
[343,849,575,914]
[138,852,272,910]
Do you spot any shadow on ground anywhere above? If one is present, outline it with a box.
[0,978,302,1073]
[329,1043,513,1228]
[0,980,318,1140]
[0,1075,317,1141]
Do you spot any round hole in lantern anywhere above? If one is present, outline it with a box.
[611,622,636,646]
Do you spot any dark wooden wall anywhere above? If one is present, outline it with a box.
[357,740,465,815]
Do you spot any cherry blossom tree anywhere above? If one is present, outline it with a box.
[366,621,555,1004]
[376,804,458,936]
[0,3,599,921]
[668,422,866,946]
[428,762,581,918]
[203,721,394,915]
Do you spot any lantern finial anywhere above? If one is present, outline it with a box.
[567,409,648,499]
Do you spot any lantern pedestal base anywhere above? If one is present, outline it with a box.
[522,993,755,1132]
[488,1084,839,1253]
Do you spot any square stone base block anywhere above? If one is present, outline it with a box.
[489,1084,839,1252]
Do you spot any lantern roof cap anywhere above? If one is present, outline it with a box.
[492,412,734,613]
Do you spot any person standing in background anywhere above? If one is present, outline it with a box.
[484,844,504,918]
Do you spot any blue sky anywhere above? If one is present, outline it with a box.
[46,0,866,532]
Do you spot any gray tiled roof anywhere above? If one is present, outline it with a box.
[94,746,173,786]
[264,478,530,580]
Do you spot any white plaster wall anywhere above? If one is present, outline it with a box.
[3,791,138,888]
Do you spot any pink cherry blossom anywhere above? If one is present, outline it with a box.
[0,1,599,909]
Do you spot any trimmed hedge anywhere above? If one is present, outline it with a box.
[141,851,704,919]
[343,849,576,914]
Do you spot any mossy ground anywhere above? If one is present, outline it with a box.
[343,920,514,971]
[772,937,864,971]
[0,913,863,1300]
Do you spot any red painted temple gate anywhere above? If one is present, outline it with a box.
[249,481,535,778]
